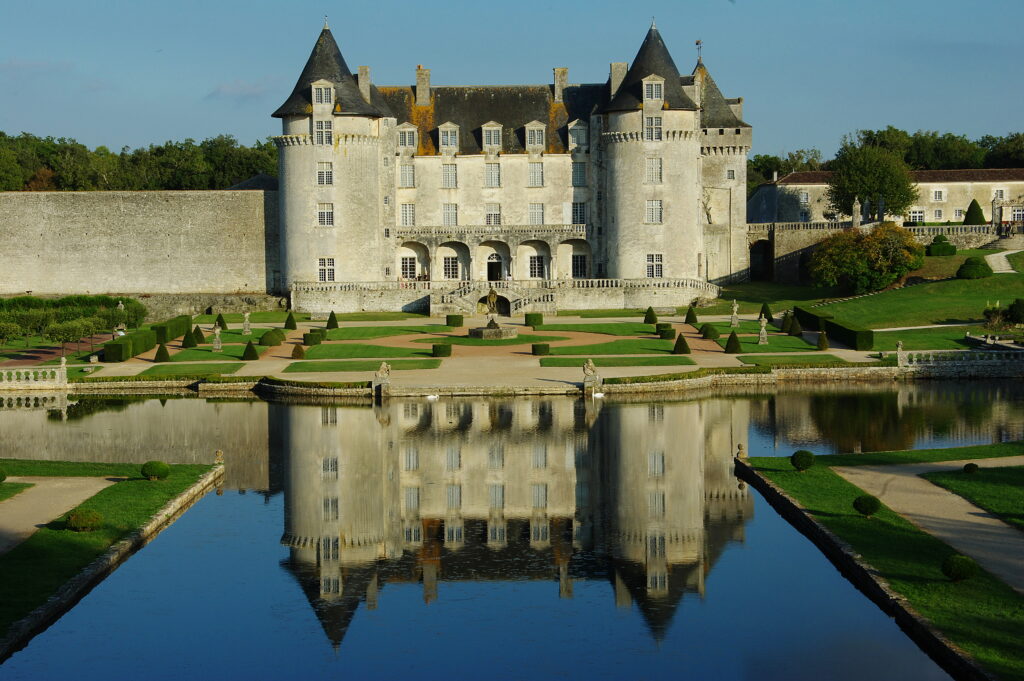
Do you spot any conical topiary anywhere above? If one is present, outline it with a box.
[759,302,774,323]
[284,312,298,330]
[215,313,227,330]
[154,343,170,362]
[724,331,742,354]
[241,340,260,361]
[192,325,205,344]
[684,305,698,325]
[789,316,804,337]
[700,324,721,340]
[963,198,986,226]
[326,311,338,329]
[672,334,691,354]
[781,311,793,333]
[291,344,305,359]
[817,331,829,350]
[180,328,197,349]
[643,306,658,325]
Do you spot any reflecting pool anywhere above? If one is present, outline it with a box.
[2,381,1021,680]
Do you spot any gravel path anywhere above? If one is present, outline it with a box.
[0,476,120,555]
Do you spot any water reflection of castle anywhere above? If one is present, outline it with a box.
[274,398,753,645]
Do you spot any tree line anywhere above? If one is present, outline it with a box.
[0,132,277,191]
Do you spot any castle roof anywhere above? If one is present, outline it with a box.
[273,27,390,118]
[600,25,697,113]
[692,61,749,129]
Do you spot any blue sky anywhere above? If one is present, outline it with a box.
[2,0,1021,157]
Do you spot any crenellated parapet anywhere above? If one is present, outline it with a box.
[602,129,695,144]
[274,133,380,148]
[700,145,750,156]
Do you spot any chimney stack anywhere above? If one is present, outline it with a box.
[358,66,371,103]
[416,65,431,107]
[553,67,568,103]
[609,62,627,97]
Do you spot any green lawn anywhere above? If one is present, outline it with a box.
[923,466,1024,532]
[817,273,1024,328]
[705,320,778,334]
[325,325,453,340]
[539,356,695,367]
[555,308,647,318]
[533,322,657,336]
[2,335,110,363]
[412,334,568,346]
[750,445,1024,681]
[0,482,33,503]
[700,282,842,315]
[738,353,849,366]
[169,345,269,362]
[197,328,271,344]
[549,339,675,355]
[305,343,432,359]
[192,311,311,323]
[66,366,103,380]
[910,249,1000,279]
[284,359,441,373]
[716,333,817,353]
[1008,251,1024,272]
[873,325,987,351]
[140,363,244,377]
[0,462,211,639]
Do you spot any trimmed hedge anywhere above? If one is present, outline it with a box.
[759,302,774,323]
[643,307,658,324]
[853,494,881,518]
[102,328,157,362]
[793,306,833,332]
[658,327,676,340]
[192,325,206,344]
[700,324,720,340]
[152,315,192,345]
[684,306,698,324]
[532,343,551,356]
[926,235,957,256]
[241,341,260,360]
[260,329,284,346]
[963,199,986,226]
[672,335,691,354]
[302,332,322,346]
[284,312,298,330]
[326,311,339,329]
[291,344,305,359]
[790,450,815,471]
[603,366,772,385]
[817,331,830,350]
[446,314,464,327]
[141,460,171,480]
[180,329,197,348]
[215,313,227,330]
[524,313,544,328]
[724,331,742,353]
[432,343,452,357]
[823,318,874,350]
[66,509,103,532]
[941,554,978,581]
[781,311,793,333]
[154,344,171,363]
[259,376,370,390]
[957,256,993,279]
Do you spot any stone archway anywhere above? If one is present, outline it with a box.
[749,240,772,281]
[397,242,430,281]
[476,241,511,281]
[477,293,511,316]
[516,240,552,280]
[437,241,471,281]
[555,239,592,279]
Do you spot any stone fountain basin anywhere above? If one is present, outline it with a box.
[468,326,519,340]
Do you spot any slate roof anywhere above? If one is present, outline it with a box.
[692,61,748,129]
[379,84,606,155]
[777,169,1024,185]
[601,25,697,113]
[273,27,390,118]
[228,173,279,191]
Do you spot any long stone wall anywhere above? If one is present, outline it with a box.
[0,190,279,296]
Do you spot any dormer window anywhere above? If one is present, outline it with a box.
[526,122,545,149]
[644,82,663,100]
[482,124,502,149]
[314,86,333,104]
[397,125,417,150]
[439,123,459,152]
[568,123,588,149]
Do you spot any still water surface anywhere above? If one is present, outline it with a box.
[1,381,1021,680]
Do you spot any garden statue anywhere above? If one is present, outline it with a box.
[758,316,768,345]
[116,300,125,311]
[243,312,251,335]
[582,358,597,377]
[375,362,391,381]
[730,299,739,328]
[214,449,224,464]
[486,287,499,316]
[213,326,222,351]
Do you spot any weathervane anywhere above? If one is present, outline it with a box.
[324,15,329,29]
[696,39,703,61]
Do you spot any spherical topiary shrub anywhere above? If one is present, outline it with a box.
[445,314,464,328]
[790,450,815,472]
[326,311,339,329]
[853,494,882,518]
[659,328,676,340]
[66,508,103,532]
[941,554,979,582]
[684,305,699,325]
[284,312,298,330]
[154,343,171,363]
[957,256,993,279]
[672,335,691,354]
[532,343,551,356]
[700,324,720,340]
[963,463,980,474]
[141,460,171,481]
[724,331,742,354]
[759,302,774,323]
[524,313,544,328]
[432,343,452,358]
[643,307,658,325]
[291,344,306,359]
[260,329,283,346]
[241,340,260,361]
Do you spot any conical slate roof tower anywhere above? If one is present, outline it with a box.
[602,23,697,112]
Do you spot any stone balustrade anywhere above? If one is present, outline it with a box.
[904,225,994,237]
[898,349,1024,367]
[295,277,720,297]
[394,224,588,240]
[0,365,68,390]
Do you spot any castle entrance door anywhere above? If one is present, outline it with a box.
[487,254,503,281]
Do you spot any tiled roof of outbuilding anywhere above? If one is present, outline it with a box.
[600,25,697,113]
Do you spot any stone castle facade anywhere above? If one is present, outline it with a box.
[278,23,749,314]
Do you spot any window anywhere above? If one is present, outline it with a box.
[648,535,666,557]
[529,203,545,225]
[648,491,665,518]
[314,86,333,104]
[908,210,924,222]
[321,408,337,425]
[315,120,333,145]
[441,163,457,188]
[398,129,417,148]
[442,203,458,226]
[933,190,944,201]
[483,127,502,147]
[404,486,420,512]
[532,444,547,469]
[645,200,663,224]
[404,525,422,542]
[527,128,545,147]
[317,203,334,226]
[489,524,506,542]
[317,162,333,185]
[726,169,736,180]
[485,163,501,188]
[529,255,546,278]
[489,484,505,509]
[322,457,338,478]
[572,202,587,224]
[1013,208,1024,221]
[532,483,548,509]
[445,446,461,471]
[799,191,810,205]
[323,497,339,521]
[445,524,463,543]
[443,256,459,279]
[322,577,340,594]
[403,403,419,418]
[321,537,339,560]
[446,484,462,509]
[646,253,663,278]
[403,446,418,471]
[649,404,664,422]
[994,189,1005,200]
[648,452,665,478]
[440,128,458,149]
[531,521,549,542]
[572,162,587,187]
[644,82,663,100]
[569,126,587,147]
[646,158,663,184]
[400,203,415,226]
[934,209,943,220]
[318,257,335,282]
[644,116,663,141]
[485,203,501,225]
[488,444,504,469]
[400,256,416,279]
[399,164,415,187]
[571,254,587,278]
[648,573,667,591]
[954,208,964,219]
[528,162,544,187]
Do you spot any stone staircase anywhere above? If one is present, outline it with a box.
[429,282,554,316]
[987,235,1024,251]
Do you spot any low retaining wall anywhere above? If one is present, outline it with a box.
[734,460,997,681]
[0,465,224,662]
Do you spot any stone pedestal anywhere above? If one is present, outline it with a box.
[468,326,518,340]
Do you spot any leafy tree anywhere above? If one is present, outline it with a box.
[980,132,1024,168]
[44,320,84,356]
[0,321,21,346]
[826,143,917,219]
[906,131,985,170]
[963,199,987,225]
[856,126,912,160]
[747,149,823,197]
[0,147,22,190]
[809,223,924,294]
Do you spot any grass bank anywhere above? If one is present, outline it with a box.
[923,465,1024,532]
[413,334,567,346]
[549,338,674,355]
[140,363,243,377]
[0,483,33,503]
[738,354,849,366]
[170,345,269,362]
[539,356,695,368]
[0,461,211,639]
[715,334,817,353]
[325,325,453,340]
[873,325,987,351]
[284,359,441,373]
[533,322,656,336]
[909,249,999,279]
[750,444,1024,681]
[305,343,432,359]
